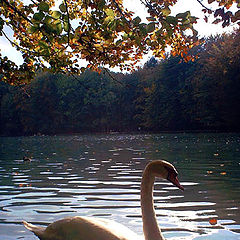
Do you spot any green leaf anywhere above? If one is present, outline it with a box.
[40,49,50,57]
[139,23,148,35]
[80,67,86,72]
[28,25,38,33]
[182,19,191,25]
[98,0,105,9]
[63,21,69,32]
[176,11,191,19]
[43,15,52,24]
[39,40,49,49]
[116,39,122,46]
[39,2,49,12]
[161,7,171,16]
[166,16,178,25]
[146,22,155,33]
[133,16,141,26]
[52,21,62,34]
[59,3,67,12]
[33,12,44,21]
[51,11,61,19]
[105,9,115,17]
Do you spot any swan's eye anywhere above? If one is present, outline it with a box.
[165,166,184,190]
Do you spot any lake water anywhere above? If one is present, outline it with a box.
[0,133,240,240]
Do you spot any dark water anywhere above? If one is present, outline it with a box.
[0,133,239,240]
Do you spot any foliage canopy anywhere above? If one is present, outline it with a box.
[0,0,239,85]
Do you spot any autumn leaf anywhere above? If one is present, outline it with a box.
[209,218,217,225]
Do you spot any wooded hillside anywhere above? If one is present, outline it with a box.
[0,30,239,136]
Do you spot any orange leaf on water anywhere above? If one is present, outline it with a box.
[209,218,217,225]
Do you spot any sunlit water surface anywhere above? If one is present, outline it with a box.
[0,133,240,240]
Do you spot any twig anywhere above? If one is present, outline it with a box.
[103,67,125,86]
[103,67,135,88]
[21,86,31,98]
[196,0,212,12]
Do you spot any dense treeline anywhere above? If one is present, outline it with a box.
[0,30,239,136]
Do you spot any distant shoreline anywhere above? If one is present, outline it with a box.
[1,129,240,137]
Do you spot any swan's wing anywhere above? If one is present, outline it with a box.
[82,216,140,240]
[38,216,140,240]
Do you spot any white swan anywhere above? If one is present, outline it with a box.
[23,160,184,240]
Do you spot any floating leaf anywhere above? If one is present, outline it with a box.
[209,218,217,225]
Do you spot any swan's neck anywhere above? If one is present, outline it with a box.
[141,168,165,240]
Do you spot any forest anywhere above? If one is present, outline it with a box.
[0,29,239,136]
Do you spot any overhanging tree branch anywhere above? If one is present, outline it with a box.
[1,0,33,24]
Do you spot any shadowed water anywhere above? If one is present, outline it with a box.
[0,133,239,240]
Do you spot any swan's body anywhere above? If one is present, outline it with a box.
[23,160,184,240]
[23,216,139,240]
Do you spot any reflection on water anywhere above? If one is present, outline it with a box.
[0,133,240,240]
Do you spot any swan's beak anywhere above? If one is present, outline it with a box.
[168,175,184,191]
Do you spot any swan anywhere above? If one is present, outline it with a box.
[23,160,184,240]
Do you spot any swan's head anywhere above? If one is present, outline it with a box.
[147,160,184,190]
